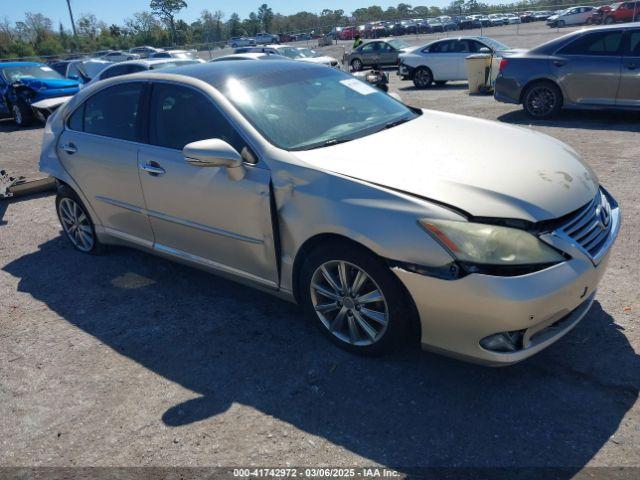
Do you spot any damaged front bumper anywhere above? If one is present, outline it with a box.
[30,96,74,122]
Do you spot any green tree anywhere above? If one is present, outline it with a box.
[150,0,187,45]
[227,13,242,37]
[257,4,274,32]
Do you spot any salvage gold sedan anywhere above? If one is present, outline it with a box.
[40,60,620,365]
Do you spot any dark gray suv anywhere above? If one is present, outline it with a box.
[495,24,640,118]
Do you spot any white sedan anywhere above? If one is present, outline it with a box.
[233,45,340,68]
[398,36,514,88]
[546,6,595,27]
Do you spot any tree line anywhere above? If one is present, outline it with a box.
[0,0,596,59]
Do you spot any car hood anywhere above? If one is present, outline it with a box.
[13,76,80,90]
[292,110,599,222]
[548,14,559,20]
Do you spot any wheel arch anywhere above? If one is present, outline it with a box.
[292,233,378,303]
[519,77,565,105]
[291,232,422,343]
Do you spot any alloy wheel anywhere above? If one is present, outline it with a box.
[58,197,95,252]
[414,68,432,88]
[351,59,363,71]
[310,260,389,346]
[525,86,557,117]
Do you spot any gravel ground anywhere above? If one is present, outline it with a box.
[0,22,639,475]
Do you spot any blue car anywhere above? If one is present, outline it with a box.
[0,62,80,127]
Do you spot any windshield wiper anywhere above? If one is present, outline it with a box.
[381,117,412,131]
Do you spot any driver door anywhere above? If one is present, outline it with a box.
[137,82,278,287]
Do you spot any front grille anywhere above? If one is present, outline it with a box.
[557,189,614,261]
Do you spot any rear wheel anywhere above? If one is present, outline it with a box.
[413,67,433,88]
[300,242,416,356]
[12,100,33,127]
[56,185,103,254]
[522,81,562,119]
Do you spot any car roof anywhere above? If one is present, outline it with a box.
[0,61,42,68]
[156,59,327,88]
[104,58,197,68]
[212,53,272,61]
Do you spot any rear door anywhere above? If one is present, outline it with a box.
[57,82,154,245]
[553,30,623,106]
[137,82,278,286]
[425,40,460,80]
[617,28,640,107]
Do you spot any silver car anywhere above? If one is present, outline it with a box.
[40,61,620,365]
[495,24,640,118]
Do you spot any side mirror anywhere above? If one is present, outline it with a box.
[478,47,491,54]
[183,139,246,181]
[69,74,80,81]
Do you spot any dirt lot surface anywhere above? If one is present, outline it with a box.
[1,22,639,475]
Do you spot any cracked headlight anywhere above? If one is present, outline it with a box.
[419,219,565,274]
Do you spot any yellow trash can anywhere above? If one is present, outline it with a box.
[466,53,492,94]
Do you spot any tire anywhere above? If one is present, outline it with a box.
[604,16,615,24]
[522,81,563,119]
[412,66,433,88]
[299,241,416,356]
[558,20,565,27]
[56,185,104,254]
[351,58,363,71]
[435,80,447,87]
[12,100,33,127]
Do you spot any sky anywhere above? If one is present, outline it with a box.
[4,0,463,29]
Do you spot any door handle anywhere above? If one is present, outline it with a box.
[552,59,566,67]
[62,143,77,154]
[140,163,166,176]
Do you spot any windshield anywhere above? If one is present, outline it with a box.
[297,48,317,58]
[1,65,64,82]
[478,36,510,51]
[388,39,409,50]
[223,67,419,151]
[277,47,304,59]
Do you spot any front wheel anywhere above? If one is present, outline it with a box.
[351,58,363,71]
[604,16,615,24]
[557,20,565,27]
[300,243,415,355]
[412,67,433,88]
[12,100,33,127]
[522,81,562,119]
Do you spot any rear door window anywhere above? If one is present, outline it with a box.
[83,83,143,141]
[558,31,624,56]
[627,30,640,56]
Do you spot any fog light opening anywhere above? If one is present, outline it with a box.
[480,330,525,353]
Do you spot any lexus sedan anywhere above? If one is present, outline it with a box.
[40,60,620,365]
[495,24,640,117]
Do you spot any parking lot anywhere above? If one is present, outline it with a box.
[1,21,639,474]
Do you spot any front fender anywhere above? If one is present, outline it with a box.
[272,162,462,293]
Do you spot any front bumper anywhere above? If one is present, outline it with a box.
[397,64,414,78]
[392,205,620,366]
